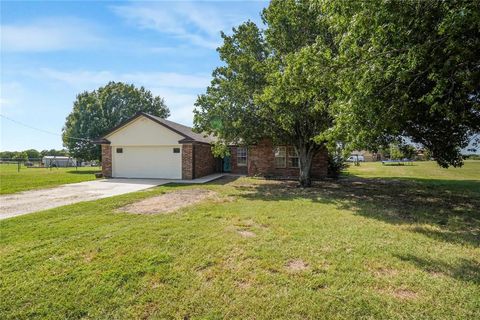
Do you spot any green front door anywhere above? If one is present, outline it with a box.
[223,156,231,172]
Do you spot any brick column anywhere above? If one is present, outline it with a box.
[194,143,217,178]
[182,144,194,179]
[101,144,112,178]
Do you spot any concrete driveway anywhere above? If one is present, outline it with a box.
[0,179,166,220]
[0,174,225,220]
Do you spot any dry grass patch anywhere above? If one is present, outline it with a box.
[378,287,419,300]
[391,288,419,300]
[286,259,309,272]
[237,230,256,238]
[119,189,217,214]
[366,262,399,277]
[236,279,253,290]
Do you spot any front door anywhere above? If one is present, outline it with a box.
[223,156,231,172]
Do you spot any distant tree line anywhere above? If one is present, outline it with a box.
[464,154,480,160]
[0,149,69,161]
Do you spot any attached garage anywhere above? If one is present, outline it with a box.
[96,112,218,180]
[112,146,182,179]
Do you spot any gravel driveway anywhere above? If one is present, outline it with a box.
[0,179,167,220]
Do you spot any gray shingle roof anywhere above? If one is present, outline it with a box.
[144,113,216,144]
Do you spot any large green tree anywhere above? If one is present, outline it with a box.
[196,0,479,187]
[63,82,169,160]
[327,0,480,167]
[195,0,340,186]
[23,149,40,159]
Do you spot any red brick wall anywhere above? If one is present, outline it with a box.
[194,143,217,178]
[101,144,112,178]
[182,144,194,179]
[182,143,218,179]
[310,148,329,179]
[242,139,328,179]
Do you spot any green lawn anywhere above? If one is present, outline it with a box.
[346,160,480,195]
[1,162,479,319]
[0,164,100,194]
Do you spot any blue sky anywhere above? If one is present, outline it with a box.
[0,0,266,151]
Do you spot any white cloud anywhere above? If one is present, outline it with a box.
[37,68,210,90]
[28,68,210,126]
[38,69,114,89]
[111,2,259,49]
[0,82,26,115]
[1,17,102,52]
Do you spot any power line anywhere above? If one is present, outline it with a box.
[0,114,92,142]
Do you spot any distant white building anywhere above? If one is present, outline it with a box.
[42,156,76,167]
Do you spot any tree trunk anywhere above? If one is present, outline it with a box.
[298,145,315,187]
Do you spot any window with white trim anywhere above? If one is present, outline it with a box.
[288,146,299,168]
[237,147,247,166]
[274,146,286,168]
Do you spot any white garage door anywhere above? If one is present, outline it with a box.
[112,146,182,179]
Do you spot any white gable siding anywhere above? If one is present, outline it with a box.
[106,116,184,146]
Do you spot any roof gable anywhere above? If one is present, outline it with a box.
[98,112,215,145]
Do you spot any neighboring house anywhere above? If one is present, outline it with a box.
[43,156,76,167]
[350,150,384,162]
[95,112,328,180]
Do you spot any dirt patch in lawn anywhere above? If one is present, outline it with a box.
[286,259,309,272]
[378,288,419,300]
[391,288,418,300]
[237,230,256,238]
[119,189,217,214]
[236,279,253,290]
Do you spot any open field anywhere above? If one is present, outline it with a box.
[347,160,479,180]
[0,162,479,319]
[347,160,480,195]
[0,164,100,195]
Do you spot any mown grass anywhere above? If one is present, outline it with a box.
[346,160,480,195]
[0,162,479,319]
[0,164,100,194]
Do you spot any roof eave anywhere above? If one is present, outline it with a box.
[178,138,213,145]
[92,138,111,145]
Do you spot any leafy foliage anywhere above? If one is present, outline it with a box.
[197,0,479,185]
[0,149,69,160]
[327,154,347,178]
[327,0,480,166]
[195,0,340,186]
[12,152,28,161]
[63,82,169,160]
[389,144,404,161]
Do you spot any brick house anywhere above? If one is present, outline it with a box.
[228,139,328,179]
[96,112,328,180]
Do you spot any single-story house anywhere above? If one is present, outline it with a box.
[95,112,328,180]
